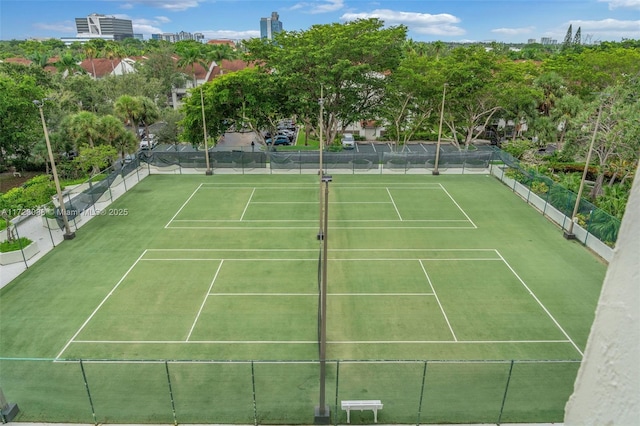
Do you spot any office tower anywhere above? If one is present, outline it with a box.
[75,13,134,40]
[260,12,283,40]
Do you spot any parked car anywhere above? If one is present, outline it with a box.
[341,133,355,149]
[140,134,157,150]
[266,135,291,146]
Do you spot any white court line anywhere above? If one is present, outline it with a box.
[165,183,203,228]
[419,259,458,341]
[145,248,499,252]
[250,201,390,204]
[71,339,571,345]
[171,219,469,222]
[209,293,435,296]
[166,226,475,230]
[55,250,149,360]
[239,187,256,221]
[139,258,502,262]
[494,250,584,357]
[386,187,403,221]
[438,183,477,228]
[186,260,224,341]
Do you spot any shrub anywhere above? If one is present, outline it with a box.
[0,237,33,253]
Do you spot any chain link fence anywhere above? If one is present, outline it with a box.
[0,357,579,425]
[489,150,619,261]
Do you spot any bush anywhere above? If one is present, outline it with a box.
[0,237,33,253]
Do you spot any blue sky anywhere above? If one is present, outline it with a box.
[1,0,639,43]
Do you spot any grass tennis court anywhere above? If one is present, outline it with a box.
[0,174,607,424]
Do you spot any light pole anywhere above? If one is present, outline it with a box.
[315,174,331,424]
[200,86,213,175]
[318,85,325,239]
[34,99,75,240]
[433,82,447,175]
[564,101,604,239]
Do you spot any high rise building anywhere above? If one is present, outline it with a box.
[75,13,134,41]
[260,12,283,40]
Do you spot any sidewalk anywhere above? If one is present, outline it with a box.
[1,167,149,289]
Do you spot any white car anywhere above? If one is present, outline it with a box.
[341,133,355,149]
[140,134,157,150]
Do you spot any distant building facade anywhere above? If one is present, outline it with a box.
[151,31,205,43]
[260,12,283,40]
[75,13,134,40]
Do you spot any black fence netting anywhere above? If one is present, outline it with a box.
[0,358,579,425]
[381,150,493,172]
[492,150,620,246]
[39,147,617,249]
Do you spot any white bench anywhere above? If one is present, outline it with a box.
[341,400,383,423]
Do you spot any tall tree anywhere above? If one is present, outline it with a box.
[114,94,143,135]
[562,24,573,50]
[244,18,407,146]
[573,27,582,46]
[379,51,440,150]
[98,115,138,158]
[175,41,208,87]
[439,46,503,149]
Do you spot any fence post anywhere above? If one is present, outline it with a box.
[79,360,98,425]
[164,361,178,426]
[416,361,428,426]
[334,360,340,426]
[251,361,258,426]
[496,360,515,425]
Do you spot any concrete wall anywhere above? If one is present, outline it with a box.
[564,168,640,424]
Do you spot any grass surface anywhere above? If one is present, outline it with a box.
[0,174,607,424]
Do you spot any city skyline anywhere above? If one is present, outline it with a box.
[1,0,639,43]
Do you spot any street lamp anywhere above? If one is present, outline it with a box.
[200,86,213,175]
[33,99,75,240]
[433,83,447,175]
[564,100,604,239]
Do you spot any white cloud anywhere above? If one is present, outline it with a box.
[33,21,76,34]
[597,0,640,10]
[117,0,202,12]
[491,26,536,36]
[290,0,345,14]
[340,9,465,36]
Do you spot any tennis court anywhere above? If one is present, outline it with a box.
[0,174,607,424]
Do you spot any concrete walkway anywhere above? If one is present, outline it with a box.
[1,167,149,289]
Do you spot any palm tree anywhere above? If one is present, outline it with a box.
[103,41,124,73]
[99,115,137,159]
[67,111,100,148]
[28,51,50,68]
[176,45,208,88]
[83,43,99,79]
[53,52,83,77]
[66,111,102,174]
[114,95,143,136]
[137,96,161,138]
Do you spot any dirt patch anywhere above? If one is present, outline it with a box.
[0,171,41,193]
